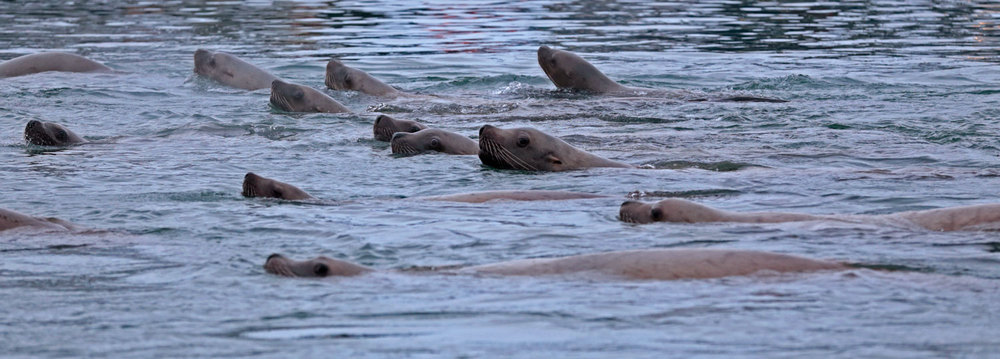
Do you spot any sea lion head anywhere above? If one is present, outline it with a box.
[537,45,622,93]
[619,199,726,224]
[242,172,313,200]
[24,120,86,146]
[619,200,657,224]
[325,59,398,96]
[391,129,479,156]
[269,79,349,113]
[373,114,427,142]
[192,49,233,78]
[264,254,338,277]
[478,125,575,171]
[264,253,372,277]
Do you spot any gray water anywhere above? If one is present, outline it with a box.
[2,1,999,357]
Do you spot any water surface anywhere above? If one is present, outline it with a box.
[2,1,999,357]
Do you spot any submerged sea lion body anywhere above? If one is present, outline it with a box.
[537,46,786,102]
[390,128,479,155]
[264,248,845,280]
[269,79,350,113]
[193,49,277,90]
[619,198,1000,231]
[478,125,632,171]
[0,208,78,232]
[325,59,402,97]
[373,114,428,142]
[242,172,314,200]
[24,120,87,146]
[0,52,112,78]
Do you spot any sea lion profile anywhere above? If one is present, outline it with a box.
[619,198,1000,231]
[240,173,604,203]
[0,52,112,78]
[269,79,350,113]
[325,59,402,97]
[537,46,786,102]
[24,120,88,146]
[478,125,632,171]
[193,49,278,90]
[242,172,314,200]
[391,128,479,155]
[0,208,79,232]
[264,248,845,280]
[373,114,427,142]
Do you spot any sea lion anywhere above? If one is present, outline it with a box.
[269,79,350,113]
[325,59,402,97]
[0,208,78,232]
[478,125,632,171]
[193,49,278,90]
[241,173,604,203]
[619,198,1000,231]
[373,114,427,142]
[0,52,112,78]
[391,128,479,155]
[537,46,786,102]
[242,172,314,200]
[24,120,88,146]
[263,248,845,280]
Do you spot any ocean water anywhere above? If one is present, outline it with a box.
[1,1,999,357]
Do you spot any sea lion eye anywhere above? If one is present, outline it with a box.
[409,126,421,132]
[517,137,530,147]
[293,90,304,100]
[343,75,352,87]
[429,138,441,149]
[313,263,330,276]
[208,58,216,67]
[650,208,663,221]
[56,130,68,141]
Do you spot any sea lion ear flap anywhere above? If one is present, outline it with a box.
[545,154,563,165]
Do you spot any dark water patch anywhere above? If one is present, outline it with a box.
[235,325,423,340]
[650,160,760,172]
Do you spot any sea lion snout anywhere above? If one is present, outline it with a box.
[25,120,41,130]
[479,125,496,137]
[391,132,408,141]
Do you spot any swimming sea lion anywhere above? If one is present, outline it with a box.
[325,59,402,97]
[264,248,845,280]
[269,79,350,113]
[373,114,427,142]
[391,128,479,155]
[193,49,278,90]
[240,173,604,203]
[619,198,1000,231]
[0,208,78,232]
[242,172,314,200]
[24,120,88,146]
[478,125,632,171]
[0,52,112,78]
[537,46,786,102]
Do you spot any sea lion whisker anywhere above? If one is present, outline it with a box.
[489,140,536,171]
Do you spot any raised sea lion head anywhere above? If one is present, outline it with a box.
[391,128,479,156]
[324,59,399,96]
[537,45,624,93]
[24,120,87,146]
[241,172,313,200]
[269,79,350,113]
[373,114,427,142]
[478,125,630,172]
